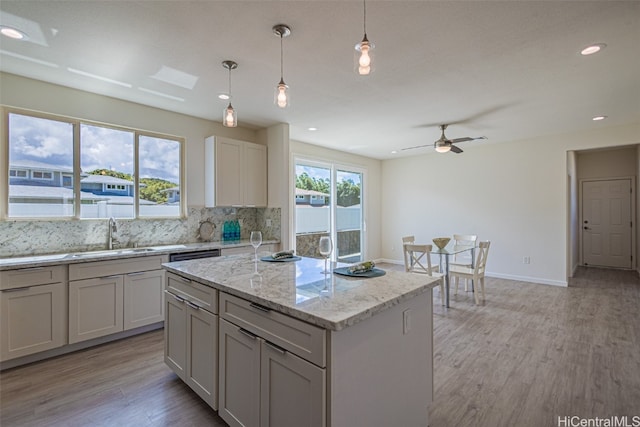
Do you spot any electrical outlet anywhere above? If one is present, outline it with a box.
[403,309,411,334]
[523,256,531,264]
[266,219,272,227]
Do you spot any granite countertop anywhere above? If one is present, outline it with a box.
[163,254,441,331]
[0,239,279,270]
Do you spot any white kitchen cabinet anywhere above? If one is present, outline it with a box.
[218,293,326,427]
[124,269,165,330]
[205,136,267,207]
[68,275,124,344]
[0,277,66,362]
[218,318,261,427]
[164,273,218,410]
[69,255,167,344]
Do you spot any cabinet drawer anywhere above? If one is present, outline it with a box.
[166,272,217,314]
[69,255,167,281]
[220,293,326,367]
[1,265,65,290]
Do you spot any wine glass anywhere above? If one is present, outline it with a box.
[319,236,333,274]
[250,231,262,261]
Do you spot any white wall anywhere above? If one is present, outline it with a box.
[291,140,382,260]
[381,122,640,286]
[0,72,257,207]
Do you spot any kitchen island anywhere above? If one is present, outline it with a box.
[163,254,441,427]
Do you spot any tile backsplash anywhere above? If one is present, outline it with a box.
[0,207,281,258]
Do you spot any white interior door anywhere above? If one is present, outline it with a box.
[582,179,632,268]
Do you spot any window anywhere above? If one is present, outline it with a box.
[4,109,184,219]
[32,171,53,180]
[10,170,28,178]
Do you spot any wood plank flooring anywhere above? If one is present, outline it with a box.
[1,266,639,427]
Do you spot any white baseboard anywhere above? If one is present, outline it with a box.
[376,258,568,287]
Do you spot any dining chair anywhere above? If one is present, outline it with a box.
[449,241,490,305]
[403,243,445,305]
[450,234,478,291]
[401,235,415,271]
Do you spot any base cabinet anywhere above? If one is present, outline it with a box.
[164,273,218,410]
[0,282,66,361]
[68,276,124,344]
[124,270,165,330]
[218,319,325,427]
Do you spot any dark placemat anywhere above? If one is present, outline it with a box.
[333,267,386,278]
[260,256,302,262]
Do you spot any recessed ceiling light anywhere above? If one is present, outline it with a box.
[308,127,318,131]
[581,43,606,56]
[218,93,230,100]
[592,115,607,121]
[0,26,28,40]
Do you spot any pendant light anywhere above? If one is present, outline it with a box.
[222,60,238,127]
[355,0,374,75]
[273,24,291,108]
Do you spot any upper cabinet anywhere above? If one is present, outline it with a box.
[205,136,267,207]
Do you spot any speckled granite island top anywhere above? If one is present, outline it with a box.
[163,253,441,331]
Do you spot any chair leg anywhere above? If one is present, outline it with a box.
[454,277,459,295]
[474,281,481,305]
[480,277,485,303]
[440,283,445,306]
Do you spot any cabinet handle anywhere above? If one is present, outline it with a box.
[173,276,191,284]
[100,275,121,280]
[172,294,185,303]
[238,328,257,340]
[127,272,146,276]
[265,341,287,355]
[231,205,243,208]
[249,302,271,313]
[2,287,30,292]
[185,300,200,310]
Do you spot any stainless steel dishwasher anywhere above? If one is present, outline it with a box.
[168,249,221,262]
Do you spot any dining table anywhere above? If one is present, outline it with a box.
[431,243,476,307]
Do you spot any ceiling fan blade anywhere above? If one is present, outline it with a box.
[450,145,463,154]
[449,136,487,144]
[401,144,430,151]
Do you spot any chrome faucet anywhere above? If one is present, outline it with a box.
[108,217,117,250]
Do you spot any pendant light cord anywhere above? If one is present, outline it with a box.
[280,33,284,81]
[363,0,367,36]
[228,67,232,98]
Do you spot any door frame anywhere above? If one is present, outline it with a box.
[578,176,636,269]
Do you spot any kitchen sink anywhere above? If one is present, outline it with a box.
[65,247,157,258]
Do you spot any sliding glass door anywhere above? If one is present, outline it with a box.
[294,159,364,262]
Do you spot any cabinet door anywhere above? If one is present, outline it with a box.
[68,276,124,344]
[215,138,244,206]
[164,291,187,380]
[124,269,164,330]
[219,318,261,427]
[244,142,267,207]
[260,341,326,427]
[186,304,218,410]
[0,283,66,361]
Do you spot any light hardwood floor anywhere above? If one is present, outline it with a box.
[1,266,639,427]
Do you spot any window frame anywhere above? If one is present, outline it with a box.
[1,106,186,220]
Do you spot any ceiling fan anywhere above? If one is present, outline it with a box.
[402,124,487,154]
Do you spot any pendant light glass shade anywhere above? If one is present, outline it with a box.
[273,24,291,109]
[275,78,289,108]
[221,60,238,127]
[223,103,237,127]
[355,0,374,75]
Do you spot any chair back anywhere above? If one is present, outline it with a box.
[402,235,415,269]
[474,241,491,275]
[453,234,477,264]
[403,244,435,275]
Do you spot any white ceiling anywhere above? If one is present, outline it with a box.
[1,1,639,159]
